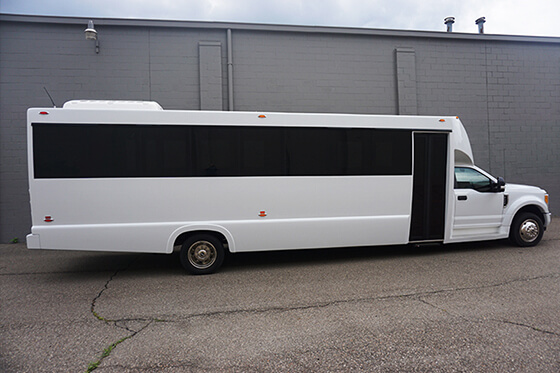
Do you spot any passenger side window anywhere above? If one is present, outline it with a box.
[454,167,493,192]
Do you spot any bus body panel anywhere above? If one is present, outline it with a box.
[28,175,413,253]
[28,214,412,254]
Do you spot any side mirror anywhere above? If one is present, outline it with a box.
[492,176,506,192]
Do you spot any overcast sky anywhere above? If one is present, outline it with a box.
[2,0,560,37]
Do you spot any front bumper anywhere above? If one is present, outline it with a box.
[544,212,552,229]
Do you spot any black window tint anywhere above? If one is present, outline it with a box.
[286,127,346,176]
[239,127,285,176]
[192,126,239,176]
[33,123,412,178]
[372,130,412,175]
[33,124,193,178]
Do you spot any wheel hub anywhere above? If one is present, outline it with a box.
[188,241,217,269]
[195,247,208,260]
[520,220,539,242]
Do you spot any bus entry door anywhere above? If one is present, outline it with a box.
[409,133,448,242]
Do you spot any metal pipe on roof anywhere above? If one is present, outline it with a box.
[444,17,455,32]
[475,17,486,34]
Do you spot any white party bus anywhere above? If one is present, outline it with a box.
[26,100,551,274]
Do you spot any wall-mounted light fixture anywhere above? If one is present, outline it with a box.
[84,20,99,53]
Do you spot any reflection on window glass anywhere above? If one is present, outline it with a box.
[455,167,492,192]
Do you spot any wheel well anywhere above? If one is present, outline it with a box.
[514,205,544,224]
[173,230,229,252]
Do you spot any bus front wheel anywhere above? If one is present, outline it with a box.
[180,234,225,275]
[510,212,544,247]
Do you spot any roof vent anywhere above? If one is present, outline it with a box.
[444,17,455,32]
[62,100,163,110]
[475,17,486,34]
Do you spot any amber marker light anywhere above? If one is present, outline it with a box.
[545,195,549,205]
[439,119,445,122]
[258,114,266,118]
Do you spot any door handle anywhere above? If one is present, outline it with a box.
[458,195,468,201]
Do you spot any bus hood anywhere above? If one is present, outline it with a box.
[505,183,547,195]
[504,183,550,221]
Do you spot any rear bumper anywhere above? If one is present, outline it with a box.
[26,233,41,249]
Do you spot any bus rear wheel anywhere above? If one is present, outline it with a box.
[509,212,544,247]
[180,234,225,275]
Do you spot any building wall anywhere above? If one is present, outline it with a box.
[0,15,559,242]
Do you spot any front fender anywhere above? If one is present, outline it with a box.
[503,196,549,228]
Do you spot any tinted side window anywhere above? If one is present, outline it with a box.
[33,124,193,178]
[33,124,412,178]
[192,126,286,176]
[454,167,492,192]
[286,127,346,176]
[371,130,411,175]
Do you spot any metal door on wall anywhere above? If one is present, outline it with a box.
[409,132,449,242]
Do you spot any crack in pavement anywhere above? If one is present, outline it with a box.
[147,272,560,323]
[87,255,157,372]
[85,263,559,370]
[90,255,145,326]
[85,320,154,373]
[0,270,113,276]
[416,297,560,338]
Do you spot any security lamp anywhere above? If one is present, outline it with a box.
[84,20,97,40]
[84,20,100,53]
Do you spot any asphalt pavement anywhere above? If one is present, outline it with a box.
[1,220,559,372]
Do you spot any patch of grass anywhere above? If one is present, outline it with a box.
[85,335,132,372]
[91,309,112,323]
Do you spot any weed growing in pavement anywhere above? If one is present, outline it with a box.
[86,335,132,372]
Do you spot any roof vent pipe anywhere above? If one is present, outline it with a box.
[475,17,486,34]
[444,17,455,32]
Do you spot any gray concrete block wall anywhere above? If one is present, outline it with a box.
[0,15,559,242]
[148,28,228,110]
[484,42,560,200]
[231,31,397,114]
[414,40,491,168]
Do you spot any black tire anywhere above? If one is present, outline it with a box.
[180,234,225,275]
[509,212,544,247]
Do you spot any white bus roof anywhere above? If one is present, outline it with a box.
[30,100,474,165]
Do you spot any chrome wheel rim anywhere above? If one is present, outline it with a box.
[188,241,217,269]
[519,219,539,243]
